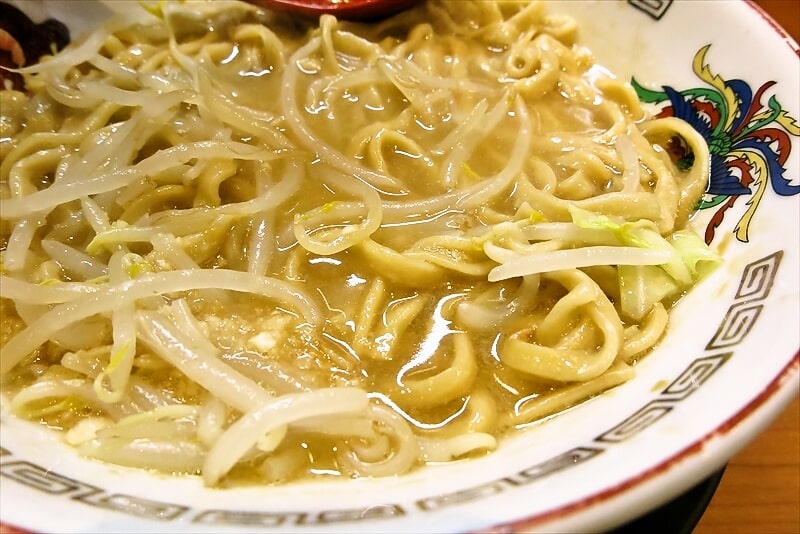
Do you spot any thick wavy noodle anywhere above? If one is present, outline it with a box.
[0,0,719,486]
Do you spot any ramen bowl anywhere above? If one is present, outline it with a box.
[0,1,798,533]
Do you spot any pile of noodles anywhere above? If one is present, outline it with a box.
[0,0,719,486]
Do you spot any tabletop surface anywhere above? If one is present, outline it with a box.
[694,396,799,533]
[693,4,800,534]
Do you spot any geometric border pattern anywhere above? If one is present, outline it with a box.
[706,302,764,349]
[0,460,188,520]
[661,353,733,399]
[627,0,674,21]
[0,250,786,526]
[735,250,783,301]
[595,353,732,443]
[595,401,675,443]
[707,250,783,350]
[414,447,603,513]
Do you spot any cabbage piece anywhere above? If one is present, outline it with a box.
[567,206,721,320]
[668,229,722,280]
[618,264,680,321]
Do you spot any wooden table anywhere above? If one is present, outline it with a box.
[694,395,800,533]
[752,0,800,44]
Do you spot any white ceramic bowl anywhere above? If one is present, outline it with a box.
[1,1,798,532]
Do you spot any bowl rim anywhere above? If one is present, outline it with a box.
[494,353,800,532]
